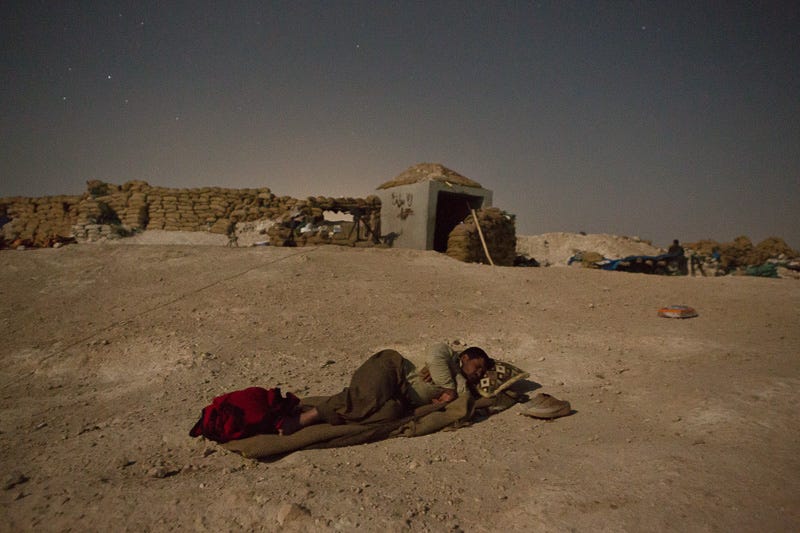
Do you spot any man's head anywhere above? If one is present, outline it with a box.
[458,347,494,385]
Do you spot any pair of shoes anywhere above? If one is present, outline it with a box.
[520,393,571,419]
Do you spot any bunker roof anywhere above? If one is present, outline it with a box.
[377,163,483,190]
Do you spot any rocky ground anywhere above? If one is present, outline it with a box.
[1,240,798,532]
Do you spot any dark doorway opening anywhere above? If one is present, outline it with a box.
[433,192,484,252]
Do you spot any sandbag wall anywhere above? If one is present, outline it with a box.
[685,236,798,272]
[133,184,276,234]
[0,196,82,246]
[446,207,516,266]
[1,180,381,247]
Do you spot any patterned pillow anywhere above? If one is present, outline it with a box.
[476,361,530,398]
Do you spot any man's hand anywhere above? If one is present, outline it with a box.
[419,366,433,383]
[432,389,457,404]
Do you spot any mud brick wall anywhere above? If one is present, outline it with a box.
[1,180,381,246]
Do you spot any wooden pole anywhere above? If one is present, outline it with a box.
[471,208,495,266]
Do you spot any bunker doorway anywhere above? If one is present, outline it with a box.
[433,192,484,252]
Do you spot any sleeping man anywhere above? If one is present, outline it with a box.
[278,343,492,435]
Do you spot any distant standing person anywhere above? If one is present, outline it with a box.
[226,218,239,247]
[668,239,684,256]
[668,239,687,274]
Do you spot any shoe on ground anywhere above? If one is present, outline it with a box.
[521,393,571,419]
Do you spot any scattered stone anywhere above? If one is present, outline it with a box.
[276,502,310,526]
[76,424,101,436]
[146,463,179,479]
[3,472,29,490]
[147,467,169,478]
[202,447,216,457]
[115,457,136,469]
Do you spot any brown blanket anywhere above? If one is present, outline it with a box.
[220,349,526,460]
[222,394,476,459]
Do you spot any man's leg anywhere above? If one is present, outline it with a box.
[279,405,322,435]
[316,349,408,424]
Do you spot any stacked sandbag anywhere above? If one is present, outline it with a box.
[72,190,131,242]
[117,183,278,233]
[686,236,799,273]
[73,223,129,242]
[122,191,148,228]
[1,199,35,243]
[446,207,516,266]
[574,251,605,268]
[1,179,383,247]
[266,223,295,246]
[746,237,797,265]
[0,196,81,245]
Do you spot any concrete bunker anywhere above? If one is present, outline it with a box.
[432,191,485,252]
[376,163,493,251]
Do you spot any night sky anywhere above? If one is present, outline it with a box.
[2,1,798,248]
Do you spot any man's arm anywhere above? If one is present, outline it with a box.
[426,343,457,390]
[432,389,457,404]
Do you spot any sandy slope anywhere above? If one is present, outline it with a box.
[1,244,798,532]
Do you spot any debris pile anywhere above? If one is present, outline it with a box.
[266,199,381,248]
[685,236,799,276]
[446,208,516,266]
[267,218,356,247]
[516,233,662,267]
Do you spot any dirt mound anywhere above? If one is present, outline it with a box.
[516,232,663,266]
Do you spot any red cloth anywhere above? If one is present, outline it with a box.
[189,387,300,443]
